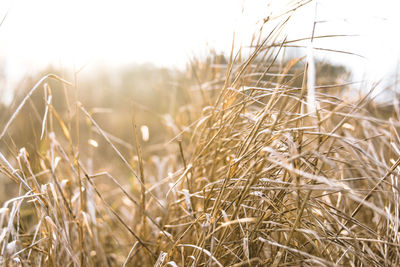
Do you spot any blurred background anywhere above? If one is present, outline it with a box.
[0,0,399,103]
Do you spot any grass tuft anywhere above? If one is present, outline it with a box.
[1,2,399,266]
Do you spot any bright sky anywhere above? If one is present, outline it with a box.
[0,0,399,102]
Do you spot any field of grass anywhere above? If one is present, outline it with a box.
[1,2,400,266]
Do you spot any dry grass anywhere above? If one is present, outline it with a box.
[1,2,400,266]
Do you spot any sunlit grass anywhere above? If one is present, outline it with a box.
[1,1,399,266]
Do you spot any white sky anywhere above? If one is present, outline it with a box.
[0,0,399,102]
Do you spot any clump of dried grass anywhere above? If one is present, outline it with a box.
[1,2,400,266]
